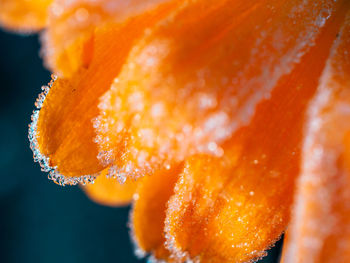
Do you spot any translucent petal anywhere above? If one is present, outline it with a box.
[282,8,350,263]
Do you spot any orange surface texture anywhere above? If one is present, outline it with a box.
[1,0,350,262]
[282,9,350,263]
[0,0,52,31]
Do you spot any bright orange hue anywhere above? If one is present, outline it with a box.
[163,11,345,261]
[83,169,138,206]
[42,0,172,77]
[282,10,350,263]
[2,0,350,262]
[0,0,52,32]
[131,164,183,261]
[36,1,181,179]
[97,0,339,178]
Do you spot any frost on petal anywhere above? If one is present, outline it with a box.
[30,1,179,184]
[0,0,52,32]
[130,164,183,261]
[42,0,175,77]
[82,168,138,206]
[282,9,350,263]
[29,75,102,185]
[162,12,344,261]
[96,0,340,179]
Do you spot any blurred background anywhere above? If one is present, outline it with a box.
[0,29,282,263]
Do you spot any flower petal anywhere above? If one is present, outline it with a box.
[82,169,138,206]
[0,0,52,32]
[96,0,340,177]
[130,164,183,260]
[29,1,180,185]
[163,10,345,261]
[282,8,350,263]
[42,0,176,77]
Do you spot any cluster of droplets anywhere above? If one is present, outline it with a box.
[93,38,230,181]
[28,75,96,186]
[92,114,147,183]
[104,165,128,184]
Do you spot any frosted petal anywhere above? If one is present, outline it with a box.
[162,7,347,260]
[96,0,340,178]
[28,75,97,186]
[283,8,350,263]
[29,1,182,184]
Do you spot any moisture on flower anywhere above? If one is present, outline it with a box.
[2,0,350,262]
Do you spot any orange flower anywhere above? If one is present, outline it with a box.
[3,0,350,262]
[0,0,52,32]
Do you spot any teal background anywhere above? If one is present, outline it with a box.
[0,29,282,263]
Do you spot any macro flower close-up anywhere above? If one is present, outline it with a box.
[1,0,350,262]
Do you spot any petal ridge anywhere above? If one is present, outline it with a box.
[282,7,350,263]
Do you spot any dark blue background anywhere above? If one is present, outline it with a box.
[0,29,282,263]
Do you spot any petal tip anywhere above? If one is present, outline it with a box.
[28,75,97,186]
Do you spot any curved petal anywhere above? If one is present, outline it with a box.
[29,1,180,185]
[163,10,345,261]
[42,0,175,77]
[82,169,138,206]
[130,164,183,261]
[282,8,350,263]
[96,0,340,178]
[0,0,52,32]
